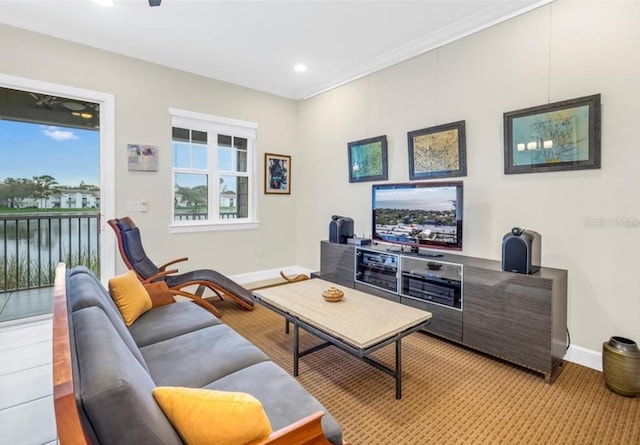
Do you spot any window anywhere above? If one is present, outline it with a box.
[170,109,258,232]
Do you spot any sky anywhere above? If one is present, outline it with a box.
[376,186,457,211]
[0,119,100,187]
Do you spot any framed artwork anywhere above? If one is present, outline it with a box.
[407,121,467,180]
[348,135,388,183]
[265,153,291,194]
[127,144,158,171]
[504,94,601,174]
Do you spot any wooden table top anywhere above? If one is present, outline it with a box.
[253,279,432,349]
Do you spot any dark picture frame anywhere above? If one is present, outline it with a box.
[264,153,291,194]
[504,94,601,174]
[408,120,467,180]
[348,135,388,183]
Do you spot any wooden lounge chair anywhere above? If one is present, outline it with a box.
[108,216,254,312]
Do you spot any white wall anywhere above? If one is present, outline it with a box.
[0,23,299,276]
[296,0,640,354]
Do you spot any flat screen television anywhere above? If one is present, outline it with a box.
[372,181,463,252]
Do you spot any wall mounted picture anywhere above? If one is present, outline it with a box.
[265,153,291,194]
[127,144,158,172]
[408,121,467,180]
[348,135,388,183]
[504,94,601,174]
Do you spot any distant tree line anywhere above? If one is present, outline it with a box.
[376,207,456,227]
[0,176,99,209]
[175,184,208,209]
[174,179,229,210]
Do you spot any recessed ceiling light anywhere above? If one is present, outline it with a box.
[294,64,308,73]
[93,0,115,6]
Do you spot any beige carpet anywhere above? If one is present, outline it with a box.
[217,299,639,445]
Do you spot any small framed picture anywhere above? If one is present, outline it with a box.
[265,153,291,194]
[127,144,158,172]
[408,121,467,180]
[348,135,388,183]
[503,94,601,174]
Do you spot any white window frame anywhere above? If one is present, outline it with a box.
[169,108,259,233]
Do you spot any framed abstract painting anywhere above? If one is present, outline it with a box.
[265,153,291,194]
[348,135,388,183]
[408,121,467,180]
[504,94,601,174]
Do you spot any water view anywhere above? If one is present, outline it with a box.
[1,114,100,292]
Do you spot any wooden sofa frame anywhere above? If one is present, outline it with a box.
[52,263,334,445]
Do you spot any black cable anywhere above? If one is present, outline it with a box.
[566,327,571,351]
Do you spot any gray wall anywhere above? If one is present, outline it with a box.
[296,0,640,353]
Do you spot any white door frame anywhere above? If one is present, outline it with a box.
[0,73,115,282]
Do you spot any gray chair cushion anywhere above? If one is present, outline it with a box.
[129,301,222,347]
[74,307,182,445]
[67,267,149,372]
[205,361,343,445]
[140,324,269,388]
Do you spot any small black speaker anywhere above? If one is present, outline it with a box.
[502,227,541,274]
[329,216,354,244]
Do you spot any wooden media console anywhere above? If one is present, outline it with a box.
[316,241,568,383]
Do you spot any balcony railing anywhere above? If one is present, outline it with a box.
[0,213,100,292]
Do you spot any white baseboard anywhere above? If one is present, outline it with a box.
[230,265,314,285]
[231,266,604,373]
[565,344,602,372]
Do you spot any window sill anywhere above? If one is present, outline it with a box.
[169,220,260,234]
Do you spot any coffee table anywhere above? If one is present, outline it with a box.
[253,279,432,399]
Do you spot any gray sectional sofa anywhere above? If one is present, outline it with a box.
[54,265,343,445]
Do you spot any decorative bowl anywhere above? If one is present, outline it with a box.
[322,287,344,302]
[427,262,443,270]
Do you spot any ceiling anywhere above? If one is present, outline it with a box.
[0,87,100,129]
[0,0,553,100]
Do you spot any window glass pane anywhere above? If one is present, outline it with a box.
[236,176,249,218]
[217,149,247,173]
[217,134,247,172]
[234,137,247,151]
[172,127,190,142]
[233,137,247,172]
[193,130,207,144]
[192,143,208,169]
[219,175,248,219]
[218,134,232,148]
[173,128,208,169]
[174,173,208,221]
[235,149,247,172]
[217,147,234,171]
[173,141,190,168]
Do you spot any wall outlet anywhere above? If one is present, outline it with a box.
[127,200,147,212]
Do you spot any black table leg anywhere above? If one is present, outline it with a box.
[293,322,299,377]
[396,337,402,399]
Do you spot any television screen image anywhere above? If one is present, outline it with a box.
[372,181,463,251]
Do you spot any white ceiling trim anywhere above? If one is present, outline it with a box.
[303,0,555,99]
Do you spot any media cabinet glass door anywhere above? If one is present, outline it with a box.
[354,248,399,293]
[400,257,463,310]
